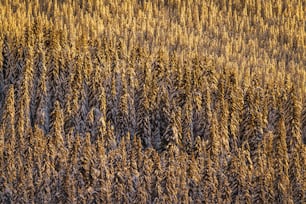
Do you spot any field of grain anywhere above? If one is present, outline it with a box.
[0,0,305,203]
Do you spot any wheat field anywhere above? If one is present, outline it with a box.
[0,0,305,203]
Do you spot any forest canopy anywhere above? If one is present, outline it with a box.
[0,0,305,203]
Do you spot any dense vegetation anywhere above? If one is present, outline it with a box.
[0,0,305,203]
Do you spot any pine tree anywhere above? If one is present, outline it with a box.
[227,72,243,153]
[228,148,252,203]
[181,97,193,153]
[0,35,12,91]
[192,90,205,140]
[202,81,213,141]
[68,133,83,202]
[40,144,55,203]
[302,100,306,144]
[106,70,117,129]
[138,148,154,203]
[110,144,129,204]
[284,87,303,152]
[162,145,179,203]
[23,127,35,203]
[251,143,269,204]
[136,84,152,147]
[34,48,49,133]
[15,43,34,159]
[151,150,164,203]
[63,163,76,203]
[216,73,230,154]
[126,135,139,203]
[217,168,232,203]
[239,88,263,158]
[199,150,219,203]
[49,100,67,200]
[116,71,130,140]
[262,131,276,203]
[31,125,47,203]
[284,87,304,203]
[207,112,221,165]
[151,102,162,151]
[288,145,304,204]
[272,111,293,204]
[46,29,61,108]
[159,86,172,151]
[0,127,4,188]
[188,153,201,202]
[1,85,16,200]
[85,107,95,137]
[104,122,117,152]
[240,143,253,204]
[80,133,94,190]
[15,151,27,203]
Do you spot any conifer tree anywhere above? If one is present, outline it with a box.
[49,100,67,202]
[188,153,201,202]
[1,85,16,199]
[63,163,76,203]
[46,29,61,108]
[208,112,221,165]
[272,112,293,204]
[159,86,172,151]
[40,144,55,203]
[192,91,205,140]
[162,145,179,203]
[262,131,276,203]
[176,151,190,203]
[216,73,230,154]
[31,125,46,203]
[15,44,34,157]
[251,143,269,203]
[217,168,232,203]
[284,87,303,152]
[85,107,95,137]
[228,148,251,203]
[136,84,152,147]
[116,71,129,139]
[288,145,304,204]
[126,64,137,137]
[302,100,306,144]
[202,82,213,141]
[138,148,154,203]
[193,136,206,170]
[1,35,12,90]
[227,72,243,153]
[126,135,139,203]
[151,102,162,151]
[181,97,193,153]
[239,88,263,158]
[104,122,117,152]
[199,150,219,203]
[15,151,27,203]
[284,87,304,203]
[23,127,35,202]
[110,147,129,204]
[80,133,94,189]
[34,48,49,133]
[0,127,3,181]
[151,150,164,203]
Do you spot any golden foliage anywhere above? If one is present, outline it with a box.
[0,0,305,203]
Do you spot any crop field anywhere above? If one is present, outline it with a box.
[0,0,305,203]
